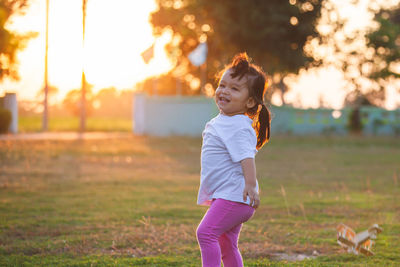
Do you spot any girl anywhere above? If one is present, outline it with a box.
[196,53,271,267]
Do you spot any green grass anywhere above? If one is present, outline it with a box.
[18,115,132,132]
[0,135,399,266]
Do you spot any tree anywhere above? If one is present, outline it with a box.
[150,0,325,98]
[138,70,194,96]
[62,86,94,117]
[0,0,35,81]
[91,87,133,118]
[36,85,58,104]
[366,3,400,97]
[310,0,399,108]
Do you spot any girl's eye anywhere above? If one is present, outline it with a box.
[219,84,225,88]
[232,87,238,91]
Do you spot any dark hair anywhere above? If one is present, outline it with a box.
[217,52,271,149]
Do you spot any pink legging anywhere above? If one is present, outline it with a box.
[196,198,255,267]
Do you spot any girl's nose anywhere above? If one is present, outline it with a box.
[217,86,227,95]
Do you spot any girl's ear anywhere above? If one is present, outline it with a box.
[246,97,257,110]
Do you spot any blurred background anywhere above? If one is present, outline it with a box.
[0,0,400,134]
[1,1,400,265]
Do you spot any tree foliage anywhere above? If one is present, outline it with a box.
[62,87,94,117]
[138,70,198,96]
[0,0,35,81]
[150,0,324,95]
[367,4,400,81]
[310,0,399,108]
[61,87,134,118]
[91,87,133,118]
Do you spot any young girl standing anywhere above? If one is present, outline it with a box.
[196,53,271,267]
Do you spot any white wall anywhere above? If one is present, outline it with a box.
[3,93,18,134]
[133,94,218,136]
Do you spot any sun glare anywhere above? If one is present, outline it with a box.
[2,0,173,101]
[83,0,173,89]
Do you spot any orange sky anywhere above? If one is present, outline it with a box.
[1,0,399,109]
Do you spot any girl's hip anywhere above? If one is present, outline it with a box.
[210,198,255,221]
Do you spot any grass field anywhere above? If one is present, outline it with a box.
[18,115,132,133]
[0,134,399,266]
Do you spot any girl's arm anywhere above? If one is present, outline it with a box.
[241,158,260,209]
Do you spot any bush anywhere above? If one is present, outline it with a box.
[0,108,12,133]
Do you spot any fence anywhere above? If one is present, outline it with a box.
[133,94,399,136]
[272,106,400,135]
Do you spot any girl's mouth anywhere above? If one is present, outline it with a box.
[218,96,230,104]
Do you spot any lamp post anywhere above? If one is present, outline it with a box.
[80,0,87,132]
[42,0,49,131]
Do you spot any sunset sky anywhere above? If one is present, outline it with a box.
[2,0,173,102]
[1,0,400,109]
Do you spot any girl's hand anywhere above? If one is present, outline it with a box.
[243,184,260,209]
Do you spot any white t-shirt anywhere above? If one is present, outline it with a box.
[197,113,258,206]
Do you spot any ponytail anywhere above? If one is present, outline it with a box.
[254,103,271,149]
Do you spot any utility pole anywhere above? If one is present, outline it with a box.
[42,0,49,131]
[80,0,87,132]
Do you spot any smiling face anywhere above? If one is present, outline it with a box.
[215,69,256,116]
